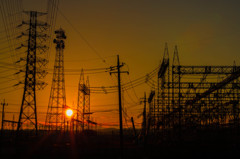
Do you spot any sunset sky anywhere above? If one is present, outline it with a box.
[1,0,240,128]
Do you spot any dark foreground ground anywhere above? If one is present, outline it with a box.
[1,128,240,159]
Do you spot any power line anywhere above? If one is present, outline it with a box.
[52,4,106,64]
[0,86,22,95]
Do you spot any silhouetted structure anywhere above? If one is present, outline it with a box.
[17,11,48,133]
[45,28,67,131]
[77,69,91,131]
[148,44,240,138]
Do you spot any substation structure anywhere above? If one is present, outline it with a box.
[76,70,92,132]
[148,44,240,134]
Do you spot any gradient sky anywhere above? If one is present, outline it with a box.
[1,0,240,128]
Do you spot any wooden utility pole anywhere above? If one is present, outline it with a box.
[141,92,147,137]
[117,55,123,151]
[1,99,8,132]
[110,55,128,158]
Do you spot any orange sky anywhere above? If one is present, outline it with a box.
[1,0,240,129]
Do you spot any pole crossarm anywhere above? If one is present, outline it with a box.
[109,55,128,158]
[173,65,239,75]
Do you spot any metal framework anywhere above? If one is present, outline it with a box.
[17,11,48,132]
[45,28,67,131]
[77,69,90,131]
[148,44,240,135]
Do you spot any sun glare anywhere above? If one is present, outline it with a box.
[66,109,73,117]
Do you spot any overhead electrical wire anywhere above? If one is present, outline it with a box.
[0,51,27,60]
[88,65,160,92]
[0,0,59,97]
[0,86,22,95]
[54,6,106,64]
[0,0,160,126]
[43,4,158,123]
[0,0,25,86]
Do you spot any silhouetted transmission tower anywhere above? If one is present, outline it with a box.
[17,11,49,133]
[45,28,67,131]
[77,69,90,131]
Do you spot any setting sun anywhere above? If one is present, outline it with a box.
[66,109,73,117]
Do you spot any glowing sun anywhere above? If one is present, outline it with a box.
[66,109,73,117]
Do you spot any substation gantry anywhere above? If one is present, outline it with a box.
[148,44,240,134]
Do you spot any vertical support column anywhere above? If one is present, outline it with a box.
[172,45,180,139]
[109,55,129,158]
[1,99,8,133]
[117,55,123,157]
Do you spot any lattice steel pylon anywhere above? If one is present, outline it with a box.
[77,69,90,132]
[157,43,170,131]
[17,11,49,133]
[45,28,67,131]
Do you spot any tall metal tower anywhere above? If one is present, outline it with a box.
[77,69,90,131]
[157,43,170,131]
[45,28,67,130]
[17,11,48,133]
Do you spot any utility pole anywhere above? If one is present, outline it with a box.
[1,99,8,133]
[140,92,147,137]
[110,55,128,158]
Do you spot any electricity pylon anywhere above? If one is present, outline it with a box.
[77,69,91,132]
[45,28,67,131]
[17,11,48,133]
